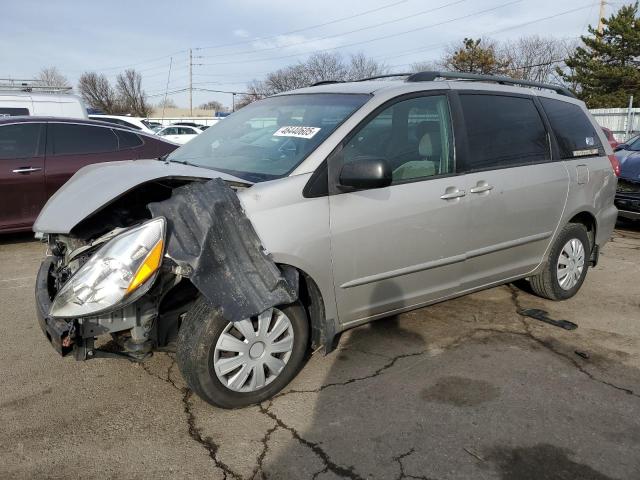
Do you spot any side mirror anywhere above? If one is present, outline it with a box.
[339,156,392,190]
[614,144,627,151]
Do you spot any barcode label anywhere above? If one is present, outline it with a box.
[273,126,321,139]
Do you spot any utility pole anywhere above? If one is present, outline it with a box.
[597,0,606,35]
[189,49,193,116]
[188,49,203,116]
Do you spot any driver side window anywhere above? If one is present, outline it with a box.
[343,95,454,183]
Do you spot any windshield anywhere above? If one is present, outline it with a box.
[627,134,640,151]
[166,93,370,182]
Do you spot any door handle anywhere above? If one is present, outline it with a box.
[440,189,466,200]
[12,167,42,174]
[469,184,494,194]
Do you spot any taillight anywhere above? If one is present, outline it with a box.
[608,154,621,177]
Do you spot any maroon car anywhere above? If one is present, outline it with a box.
[0,117,178,233]
[601,126,620,150]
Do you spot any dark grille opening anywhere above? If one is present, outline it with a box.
[617,179,640,194]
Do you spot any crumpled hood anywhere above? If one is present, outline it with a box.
[619,152,640,182]
[33,159,251,234]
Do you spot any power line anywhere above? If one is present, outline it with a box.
[374,3,595,64]
[195,0,408,51]
[198,0,471,59]
[197,0,522,67]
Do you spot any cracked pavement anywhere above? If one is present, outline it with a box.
[1,226,640,479]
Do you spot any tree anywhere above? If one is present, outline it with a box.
[36,67,71,91]
[78,72,120,113]
[559,2,640,107]
[410,61,436,73]
[502,36,571,83]
[236,52,387,107]
[157,98,177,109]
[116,69,151,117]
[441,38,510,74]
[199,100,224,111]
[346,52,389,80]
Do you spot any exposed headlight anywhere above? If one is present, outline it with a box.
[50,218,166,318]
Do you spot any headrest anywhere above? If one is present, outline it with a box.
[419,133,433,157]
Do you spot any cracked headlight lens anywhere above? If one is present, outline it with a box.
[50,218,166,318]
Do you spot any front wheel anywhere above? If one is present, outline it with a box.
[529,223,590,301]
[176,298,309,408]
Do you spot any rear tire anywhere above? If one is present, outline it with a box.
[176,298,309,409]
[529,223,590,301]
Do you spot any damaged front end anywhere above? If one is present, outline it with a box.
[35,178,298,362]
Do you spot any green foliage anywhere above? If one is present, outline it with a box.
[560,2,640,107]
[443,38,510,75]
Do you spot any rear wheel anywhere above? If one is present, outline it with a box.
[176,298,309,408]
[529,223,590,301]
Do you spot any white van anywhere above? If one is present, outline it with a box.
[0,91,87,119]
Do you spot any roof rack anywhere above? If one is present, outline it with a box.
[0,82,73,93]
[310,80,342,87]
[310,73,412,87]
[405,71,575,98]
[354,73,413,82]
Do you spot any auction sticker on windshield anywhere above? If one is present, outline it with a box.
[273,126,321,139]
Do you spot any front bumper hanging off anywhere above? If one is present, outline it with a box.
[35,257,138,361]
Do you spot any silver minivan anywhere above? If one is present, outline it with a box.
[33,72,619,408]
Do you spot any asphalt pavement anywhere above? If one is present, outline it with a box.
[1,225,639,479]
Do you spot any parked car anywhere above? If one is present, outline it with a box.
[0,91,87,118]
[613,133,640,160]
[0,117,178,233]
[601,126,620,149]
[88,115,156,135]
[156,125,202,144]
[172,121,208,129]
[614,137,640,221]
[33,72,618,409]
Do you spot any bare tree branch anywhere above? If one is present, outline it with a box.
[78,72,120,113]
[116,69,151,117]
[36,67,71,92]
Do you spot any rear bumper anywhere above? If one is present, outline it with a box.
[615,191,640,220]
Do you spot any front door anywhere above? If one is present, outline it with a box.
[0,122,45,231]
[328,93,469,325]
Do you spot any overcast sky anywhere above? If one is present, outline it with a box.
[1,0,613,109]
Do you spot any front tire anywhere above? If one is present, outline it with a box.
[529,223,590,301]
[176,298,309,408]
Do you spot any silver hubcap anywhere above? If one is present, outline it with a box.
[556,238,585,290]
[213,308,294,393]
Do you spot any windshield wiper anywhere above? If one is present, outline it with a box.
[167,158,197,166]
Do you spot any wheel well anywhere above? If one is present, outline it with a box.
[568,212,596,250]
[284,266,330,352]
[156,266,331,352]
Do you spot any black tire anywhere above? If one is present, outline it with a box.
[529,223,590,301]
[176,298,309,408]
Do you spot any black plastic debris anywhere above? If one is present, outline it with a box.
[518,308,577,330]
[574,350,590,359]
[148,178,298,322]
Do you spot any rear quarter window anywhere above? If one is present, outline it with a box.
[114,129,143,149]
[540,97,604,159]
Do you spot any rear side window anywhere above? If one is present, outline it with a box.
[51,123,118,155]
[115,129,143,149]
[460,94,549,171]
[0,123,41,159]
[540,98,603,158]
[0,107,30,117]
